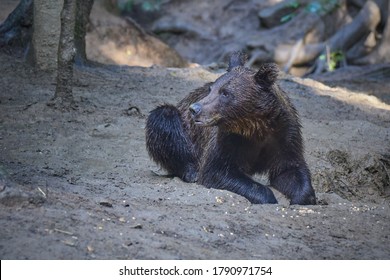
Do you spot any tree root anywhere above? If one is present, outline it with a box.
[256,0,388,74]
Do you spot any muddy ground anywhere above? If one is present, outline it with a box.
[1,0,390,260]
[0,51,389,259]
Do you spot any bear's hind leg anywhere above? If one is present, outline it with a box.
[146,105,198,182]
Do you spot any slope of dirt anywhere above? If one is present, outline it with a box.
[0,53,389,259]
[86,2,189,68]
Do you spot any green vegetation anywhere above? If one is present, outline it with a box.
[280,0,340,23]
[305,0,340,15]
[319,50,345,71]
[118,0,162,13]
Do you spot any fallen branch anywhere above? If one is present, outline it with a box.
[313,0,381,73]
[275,0,381,73]
[328,0,380,51]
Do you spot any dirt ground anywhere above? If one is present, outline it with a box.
[0,51,389,259]
[0,0,390,260]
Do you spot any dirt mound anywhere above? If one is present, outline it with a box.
[86,3,188,67]
[317,150,390,202]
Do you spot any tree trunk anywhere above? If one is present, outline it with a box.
[54,0,77,108]
[1,0,94,67]
[31,0,63,70]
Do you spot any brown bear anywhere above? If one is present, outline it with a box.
[145,52,316,205]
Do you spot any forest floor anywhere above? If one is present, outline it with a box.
[1,52,389,259]
[0,0,390,260]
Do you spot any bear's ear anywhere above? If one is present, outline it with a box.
[255,63,279,88]
[227,51,247,71]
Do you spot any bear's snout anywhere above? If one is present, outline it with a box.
[189,103,202,116]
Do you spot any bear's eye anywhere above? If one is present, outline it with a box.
[220,89,230,98]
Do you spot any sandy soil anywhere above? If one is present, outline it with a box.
[0,51,389,259]
[1,0,390,260]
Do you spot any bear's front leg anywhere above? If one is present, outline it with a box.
[199,162,277,204]
[270,164,316,205]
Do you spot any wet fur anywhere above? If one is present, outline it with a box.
[146,52,316,205]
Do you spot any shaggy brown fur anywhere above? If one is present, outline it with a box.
[146,52,316,205]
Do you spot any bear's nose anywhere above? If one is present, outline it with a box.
[189,103,202,116]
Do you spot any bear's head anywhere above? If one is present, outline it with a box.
[189,52,280,137]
